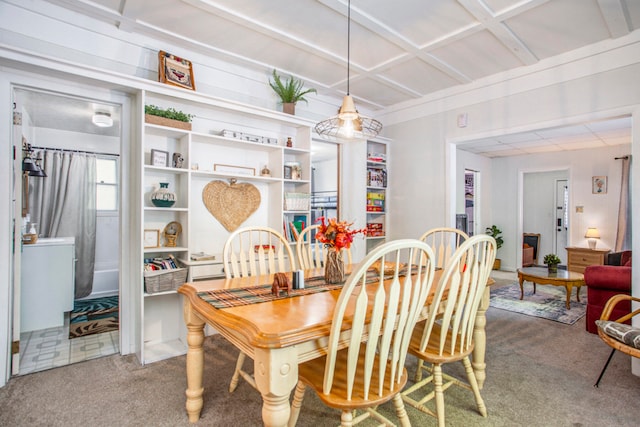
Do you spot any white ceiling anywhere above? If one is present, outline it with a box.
[22,0,638,156]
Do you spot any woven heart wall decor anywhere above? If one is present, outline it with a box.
[202,180,261,232]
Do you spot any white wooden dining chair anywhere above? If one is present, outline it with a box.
[222,226,296,393]
[401,234,496,427]
[288,239,437,427]
[419,227,469,270]
[296,224,352,270]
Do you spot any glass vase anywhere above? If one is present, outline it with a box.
[325,250,345,284]
[151,182,176,207]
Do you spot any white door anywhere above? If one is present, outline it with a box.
[555,179,569,264]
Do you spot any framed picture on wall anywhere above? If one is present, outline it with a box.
[158,50,196,91]
[592,176,607,194]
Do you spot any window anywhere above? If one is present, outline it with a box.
[96,157,118,210]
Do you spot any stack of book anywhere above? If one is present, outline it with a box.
[366,192,385,212]
[367,223,384,237]
[144,254,179,271]
[367,167,387,188]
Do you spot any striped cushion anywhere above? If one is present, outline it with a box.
[596,320,640,349]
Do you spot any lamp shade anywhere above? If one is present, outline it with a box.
[584,228,600,239]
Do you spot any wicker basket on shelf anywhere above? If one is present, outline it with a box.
[143,261,188,294]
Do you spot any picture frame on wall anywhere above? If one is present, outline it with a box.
[150,149,169,167]
[592,176,607,194]
[158,50,196,91]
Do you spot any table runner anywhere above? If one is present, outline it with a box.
[197,267,413,309]
[198,274,343,309]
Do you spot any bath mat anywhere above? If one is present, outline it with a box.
[69,295,119,339]
[489,284,586,325]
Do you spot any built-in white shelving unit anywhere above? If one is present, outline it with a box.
[138,89,312,364]
[365,140,388,253]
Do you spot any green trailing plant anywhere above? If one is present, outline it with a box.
[145,105,194,122]
[543,253,561,265]
[268,69,317,104]
[485,225,504,250]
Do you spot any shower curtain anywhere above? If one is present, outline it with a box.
[29,150,97,299]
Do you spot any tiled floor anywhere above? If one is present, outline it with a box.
[18,315,119,375]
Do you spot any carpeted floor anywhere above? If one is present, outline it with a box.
[490,282,586,325]
[69,296,119,339]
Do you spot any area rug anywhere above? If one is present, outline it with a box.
[69,295,119,339]
[489,283,586,325]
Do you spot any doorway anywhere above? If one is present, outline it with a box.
[12,87,122,375]
[310,140,340,225]
[523,170,569,266]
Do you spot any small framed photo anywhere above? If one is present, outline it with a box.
[213,164,256,176]
[283,165,292,180]
[592,176,607,194]
[150,149,169,167]
[144,229,160,248]
[158,50,195,91]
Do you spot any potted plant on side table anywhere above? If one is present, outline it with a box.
[269,69,316,115]
[544,253,561,274]
[485,225,504,270]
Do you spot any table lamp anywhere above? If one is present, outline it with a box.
[585,227,600,249]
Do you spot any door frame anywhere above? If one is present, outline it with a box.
[7,77,132,378]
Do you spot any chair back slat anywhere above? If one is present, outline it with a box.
[322,239,436,402]
[419,234,496,356]
[419,227,469,270]
[223,226,296,279]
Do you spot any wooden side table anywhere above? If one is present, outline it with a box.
[566,247,609,274]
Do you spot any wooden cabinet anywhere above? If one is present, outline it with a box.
[566,247,609,274]
[137,89,312,363]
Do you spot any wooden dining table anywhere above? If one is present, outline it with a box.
[177,266,493,426]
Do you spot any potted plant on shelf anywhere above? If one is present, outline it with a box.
[543,253,561,273]
[485,225,504,270]
[268,69,317,115]
[144,104,194,130]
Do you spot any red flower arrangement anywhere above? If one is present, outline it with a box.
[316,217,366,251]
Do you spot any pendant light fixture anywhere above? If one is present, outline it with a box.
[315,0,382,140]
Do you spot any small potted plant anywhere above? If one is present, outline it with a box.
[268,69,317,115]
[543,253,561,273]
[485,225,504,270]
[144,104,194,130]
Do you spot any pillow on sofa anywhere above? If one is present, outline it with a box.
[624,258,632,267]
[596,320,640,349]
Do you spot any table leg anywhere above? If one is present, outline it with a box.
[518,275,524,300]
[183,301,206,423]
[473,287,490,389]
[576,286,582,303]
[564,285,572,310]
[253,346,299,427]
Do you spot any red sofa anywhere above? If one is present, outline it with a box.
[584,251,632,334]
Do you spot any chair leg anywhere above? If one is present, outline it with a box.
[414,359,425,381]
[392,394,412,427]
[229,351,246,392]
[340,408,354,427]
[433,363,446,427]
[462,356,487,417]
[594,348,617,388]
[288,382,306,427]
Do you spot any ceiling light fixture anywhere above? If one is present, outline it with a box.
[315,0,382,140]
[92,111,113,127]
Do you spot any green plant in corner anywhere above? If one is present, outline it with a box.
[543,253,561,265]
[485,225,504,250]
[268,69,317,105]
[145,105,194,123]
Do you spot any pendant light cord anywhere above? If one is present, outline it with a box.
[347,0,351,96]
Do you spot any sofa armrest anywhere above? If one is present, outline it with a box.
[584,265,632,292]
